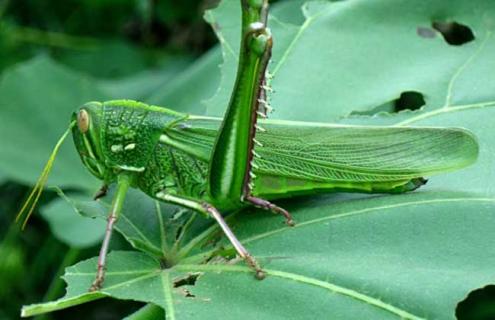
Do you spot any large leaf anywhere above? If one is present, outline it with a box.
[0,56,104,190]
[14,0,495,319]
[22,191,495,319]
[146,47,223,115]
[39,192,106,248]
[205,0,495,122]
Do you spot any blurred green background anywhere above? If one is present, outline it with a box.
[0,0,220,319]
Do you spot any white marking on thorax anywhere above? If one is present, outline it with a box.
[124,143,136,150]
[111,144,123,153]
[116,165,145,172]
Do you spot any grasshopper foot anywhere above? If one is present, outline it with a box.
[244,253,266,280]
[93,184,108,200]
[89,278,103,292]
[245,196,295,226]
[201,202,267,280]
[255,270,266,280]
[89,262,106,292]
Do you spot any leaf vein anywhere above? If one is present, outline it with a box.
[176,264,424,319]
[161,272,176,320]
[444,31,492,107]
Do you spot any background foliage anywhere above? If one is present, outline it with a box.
[1,0,494,319]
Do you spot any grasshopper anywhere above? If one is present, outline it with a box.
[16,0,478,291]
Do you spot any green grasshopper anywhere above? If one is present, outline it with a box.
[16,0,478,291]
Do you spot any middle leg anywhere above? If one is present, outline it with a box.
[156,192,265,279]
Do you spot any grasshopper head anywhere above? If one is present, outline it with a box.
[72,101,107,180]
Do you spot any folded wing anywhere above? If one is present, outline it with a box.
[165,117,478,196]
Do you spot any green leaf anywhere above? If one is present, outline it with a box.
[0,55,104,190]
[39,192,106,248]
[205,0,495,122]
[97,52,194,101]
[22,191,495,319]
[55,41,159,79]
[147,47,223,115]
[123,303,165,320]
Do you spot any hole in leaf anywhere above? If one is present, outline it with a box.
[432,21,475,45]
[173,273,201,297]
[179,288,196,298]
[394,91,425,112]
[456,285,495,320]
[174,273,200,287]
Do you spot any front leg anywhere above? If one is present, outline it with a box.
[156,192,265,279]
[89,174,131,291]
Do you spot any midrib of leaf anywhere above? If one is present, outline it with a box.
[175,264,425,320]
[98,199,164,254]
[172,211,198,253]
[161,272,176,320]
[119,213,162,254]
[177,212,240,259]
[103,272,160,291]
[182,196,495,264]
[444,31,492,108]
[65,270,156,276]
[26,260,428,319]
[395,31,494,126]
[21,293,106,317]
[155,200,168,253]
[22,271,164,317]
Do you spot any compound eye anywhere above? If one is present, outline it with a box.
[77,109,90,133]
